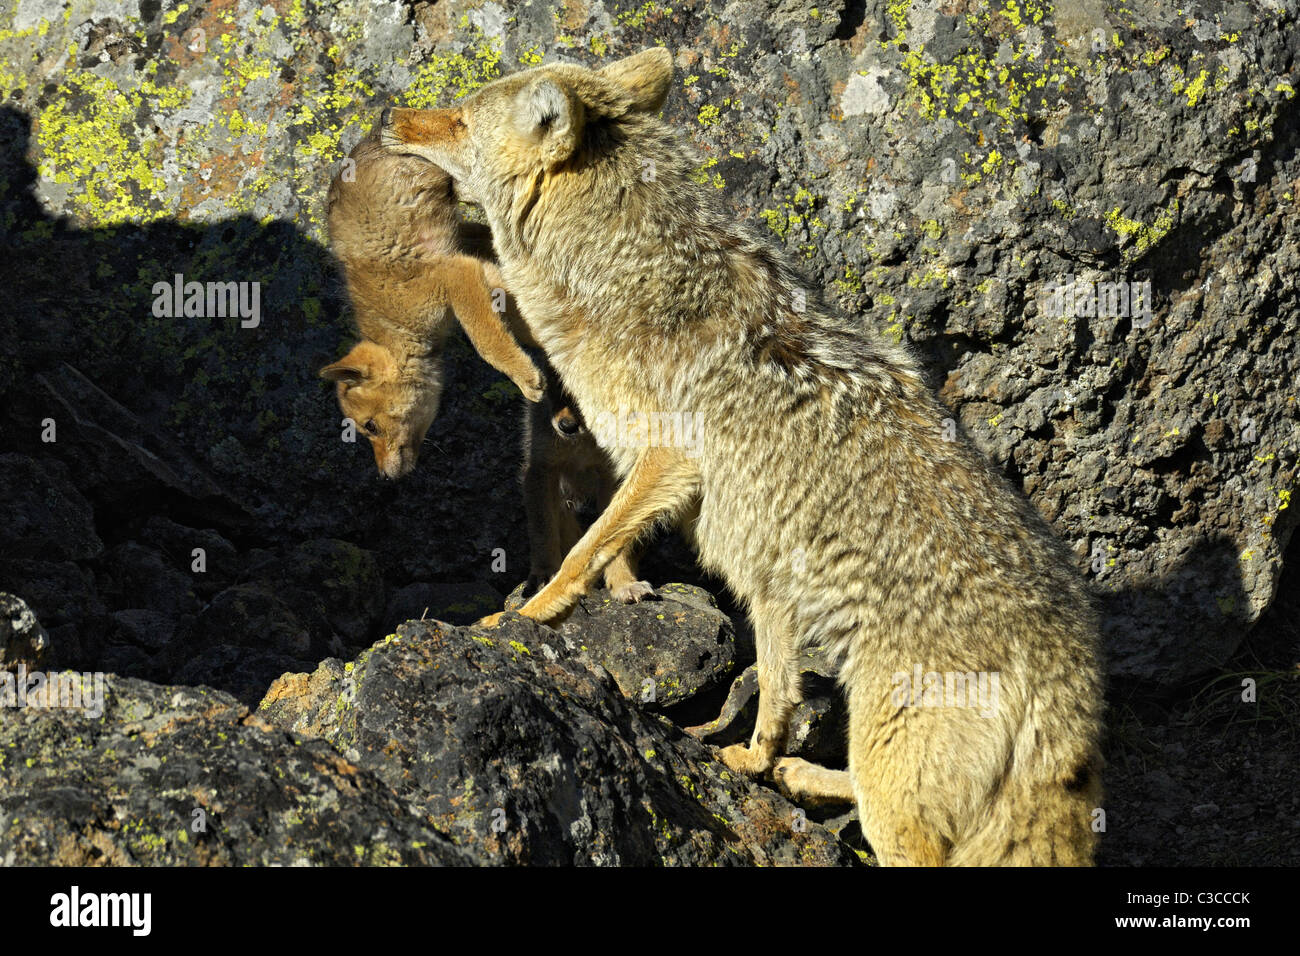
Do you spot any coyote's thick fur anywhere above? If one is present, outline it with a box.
[382,50,1104,866]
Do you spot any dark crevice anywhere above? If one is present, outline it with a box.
[833,0,867,41]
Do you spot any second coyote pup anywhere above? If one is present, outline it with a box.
[383,49,1103,866]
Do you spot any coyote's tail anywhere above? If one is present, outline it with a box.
[947,755,1102,866]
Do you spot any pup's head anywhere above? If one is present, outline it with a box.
[379,48,673,215]
[320,340,442,479]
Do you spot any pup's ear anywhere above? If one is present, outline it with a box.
[319,361,365,386]
[320,341,389,387]
[599,48,673,113]
[514,77,583,169]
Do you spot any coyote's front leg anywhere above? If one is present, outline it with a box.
[479,446,700,627]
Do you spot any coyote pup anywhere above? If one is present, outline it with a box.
[320,131,544,479]
[382,50,1103,866]
[322,132,649,602]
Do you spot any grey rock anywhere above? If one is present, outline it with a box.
[687,648,847,765]
[258,617,859,866]
[0,593,50,669]
[556,582,738,707]
[0,675,469,865]
[383,580,503,631]
[0,454,103,562]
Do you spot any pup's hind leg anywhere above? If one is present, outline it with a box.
[440,255,544,401]
[719,608,802,776]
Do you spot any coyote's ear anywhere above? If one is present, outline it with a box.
[514,77,583,169]
[320,341,388,386]
[319,361,366,386]
[599,48,673,113]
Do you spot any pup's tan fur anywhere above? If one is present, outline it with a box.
[320,131,543,479]
[383,48,1104,866]
[322,131,650,601]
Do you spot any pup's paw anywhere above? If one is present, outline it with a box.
[515,363,545,403]
[718,743,772,777]
[475,611,506,628]
[611,580,655,604]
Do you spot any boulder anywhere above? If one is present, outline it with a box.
[0,675,469,865]
[258,616,859,866]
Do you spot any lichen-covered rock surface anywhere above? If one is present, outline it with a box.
[258,616,858,865]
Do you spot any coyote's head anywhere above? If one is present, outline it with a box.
[320,341,442,480]
[379,48,673,223]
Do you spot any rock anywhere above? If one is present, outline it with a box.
[0,675,469,865]
[0,454,103,562]
[184,582,331,661]
[174,644,314,708]
[139,516,239,600]
[94,542,201,621]
[258,617,858,866]
[688,665,760,746]
[108,608,178,656]
[554,582,738,707]
[244,539,385,648]
[33,364,239,522]
[172,582,337,703]
[0,561,105,669]
[0,593,50,669]
[382,580,503,630]
[785,669,848,766]
[687,649,847,766]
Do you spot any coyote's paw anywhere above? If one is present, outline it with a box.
[475,611,506,628]
[718,743,774,777]
[773,757,856,806]
[611,580,655,604]
[514,363,545,403]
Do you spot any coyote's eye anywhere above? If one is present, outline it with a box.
[363,419,380,435]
